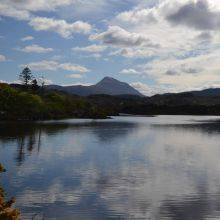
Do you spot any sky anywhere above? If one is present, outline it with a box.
[1,0,220,95]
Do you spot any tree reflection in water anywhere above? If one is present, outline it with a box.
[15,129,42,166]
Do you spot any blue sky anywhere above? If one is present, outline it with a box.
[1,0,220,95]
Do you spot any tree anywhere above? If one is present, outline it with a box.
[31,79,39,92]
[19,67,32,87]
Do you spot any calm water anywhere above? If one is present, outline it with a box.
[1,116,220,219]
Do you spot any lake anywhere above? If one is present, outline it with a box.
[1,116,220,220]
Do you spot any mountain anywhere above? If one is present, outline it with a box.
[190,88,220,97]
[46,77,143,96]
[150,88,220,98]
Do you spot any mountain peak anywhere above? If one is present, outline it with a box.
[95,76,143,96]
[46,76,144,96]
[97,77,119,84]
[102,76,115,81]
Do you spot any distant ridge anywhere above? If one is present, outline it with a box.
[46,77,144,96]
[191,88,220,97]
[151,88,220,98]
[9,79,220,98]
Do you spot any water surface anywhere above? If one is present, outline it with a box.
[1,116,220,219]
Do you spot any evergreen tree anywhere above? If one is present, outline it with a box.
[19,67,32,87]
[31,79,39,91]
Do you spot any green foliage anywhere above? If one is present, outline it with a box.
[0,164,21,220]
[0,83,108,120]
[0,84,45,120]
[19,67,33,86]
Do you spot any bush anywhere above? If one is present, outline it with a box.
[0,164,21,220]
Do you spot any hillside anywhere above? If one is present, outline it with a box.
[46,77,143,96]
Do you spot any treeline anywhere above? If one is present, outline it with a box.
[86,93,220,116]
[2,82,220,120]
[0,67,110,120]
[2,66,220,121]
[0,83,109,120]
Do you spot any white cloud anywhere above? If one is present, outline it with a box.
[26,60,89,73]
[113,2,196,52]
[38,77,53,85]
[120,68,140,75]
[21,36,34,41]
[19,44,54,53]
[0,0,126,15]
[0,55,6,62]
[130,82,174,96]
[0,0,140,18]
[0,1,94,42]
[90,26,158,47]
[0,1,93,38]
[44,79,53,85]
[104,0,220,92]
[130,82,154,96]
[0,3,31,20]
[59,63,89,73]
[116,8,157,25]
[66,74,84,79]
[0,0,124,23]
[113,48,156,58]
[0,0,79,22]
[29,17,92,38]
[113,0,220,56]
[27,60,58,71]
[72,44,107,53]
[137,48,220,91]
[1,0,73,13]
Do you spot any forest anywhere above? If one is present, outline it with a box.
[0,82,109,120]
